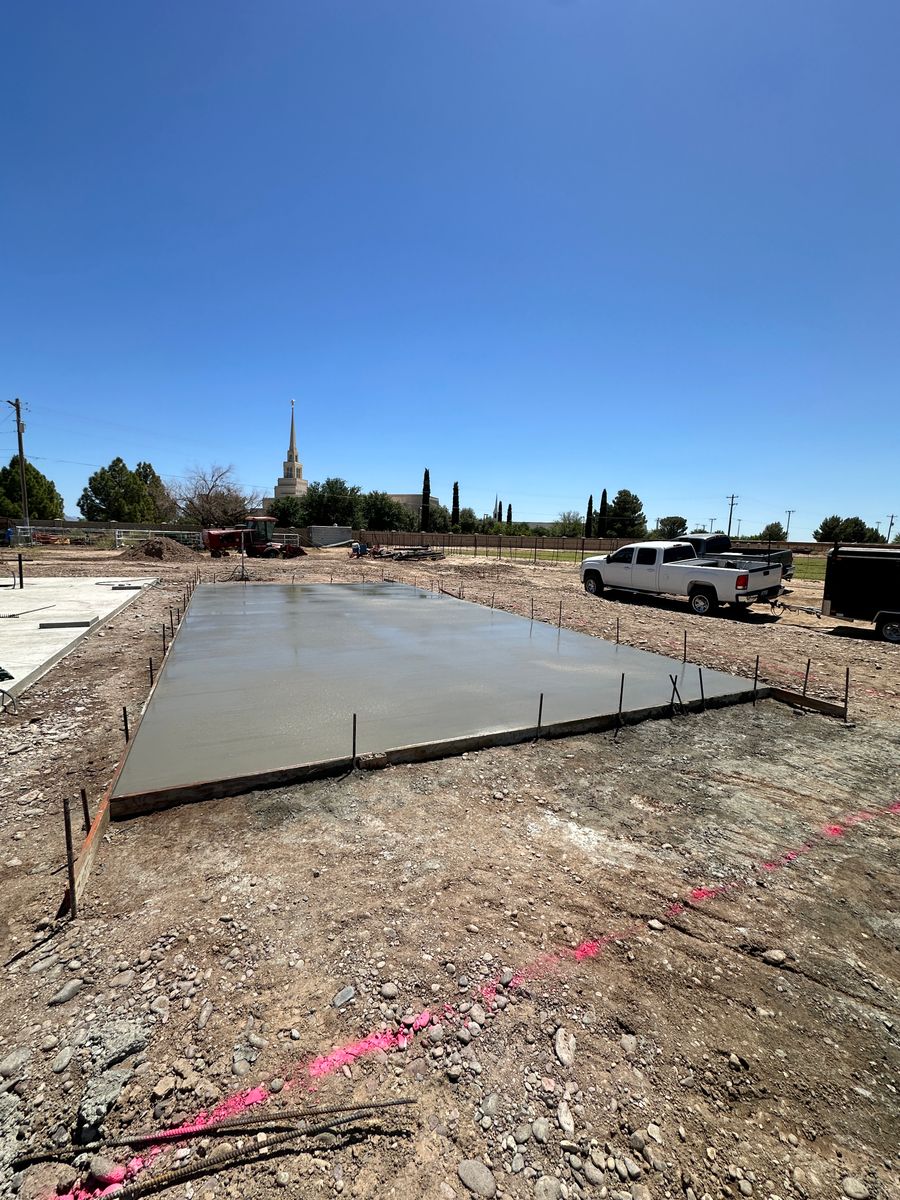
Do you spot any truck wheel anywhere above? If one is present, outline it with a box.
[583,571,604,596]
[689,588,718,616]
[876,617,900,643]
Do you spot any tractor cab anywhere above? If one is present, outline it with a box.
[239,517,276,547]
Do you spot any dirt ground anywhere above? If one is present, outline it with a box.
[1,547,898,1200]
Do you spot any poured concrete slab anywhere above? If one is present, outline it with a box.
[0,577,155,699]
[111,582,758,815]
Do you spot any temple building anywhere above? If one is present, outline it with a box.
[263,400,308,511]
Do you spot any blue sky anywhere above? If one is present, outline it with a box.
[2,0,898,538]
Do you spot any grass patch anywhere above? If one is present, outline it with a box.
[792,556,827,581]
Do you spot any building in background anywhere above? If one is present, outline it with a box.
[263,400,308,512]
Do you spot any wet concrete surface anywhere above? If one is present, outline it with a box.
[112,582,755,805]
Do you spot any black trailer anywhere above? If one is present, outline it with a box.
[823,545,900,643]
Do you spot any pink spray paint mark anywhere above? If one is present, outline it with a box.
[45,800,898,1200]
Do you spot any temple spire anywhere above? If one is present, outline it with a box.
[288,398,297,463]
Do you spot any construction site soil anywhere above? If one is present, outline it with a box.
[1,548,897,1200]
[118,538,201,563]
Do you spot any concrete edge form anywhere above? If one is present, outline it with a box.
[108,687,770,819]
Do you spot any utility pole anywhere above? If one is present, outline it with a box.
[726,494,739,537]
[708,517,717,533]
[887,514,896,542]
[785,509,796,540]
[736,518,742,537]
[5,398,29,529]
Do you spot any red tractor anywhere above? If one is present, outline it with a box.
[202,516,306,559]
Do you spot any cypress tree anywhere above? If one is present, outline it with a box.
[585,494,594,538]
[420,468,431,533]
[506,503,512,532]
[598,489,608,537]
[451,482,460,527]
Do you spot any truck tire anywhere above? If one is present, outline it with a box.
[689,587,718,616]
[876,616,900,643]
[583,571,604,596]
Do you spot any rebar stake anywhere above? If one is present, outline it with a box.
[698,666,706,711]
[63,799,77,920]
[843,667,850,722]
[352,712,357,766]
[122,706,130,743]
[80,787,91,833]
[802,658,811,699]
[149,656,154,686]
[683,630,687,663]
[753,654,760,705]
[535,692,544,740]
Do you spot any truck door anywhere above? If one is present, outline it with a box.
[631,546,658,590]
[603,546,635,588]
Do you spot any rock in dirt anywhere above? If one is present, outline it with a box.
[49,978,84,1006]
[91,1019,148,1071]
[0,1047,31,1077]
[762,949,787,966]
[535,1178,563,1200]
[457,1159,497,1197]
[557,1099,575,1136]
[52,1047,74,1074]
[842,1179,869,1200]
[77,1068,132,1139]
[554,1027,576,1069]
[332,985,356,1008]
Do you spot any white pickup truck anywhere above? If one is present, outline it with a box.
[580,541,784,615]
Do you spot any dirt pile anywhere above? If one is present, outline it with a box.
[119,536,198,561]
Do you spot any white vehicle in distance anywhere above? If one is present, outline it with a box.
[580,541,784,616]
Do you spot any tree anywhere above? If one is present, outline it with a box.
[506,503,512,533]
[0,456,65,520]
[653,516,687,540]
[553,511,583,537]
[135,461,178,523]
[269,496,306,527]
[584,495,594,538]
[813,514,886,543]
[430,503,452,533]
[450,482,460,529]
[757,521,786,542]
[177,464,260,528]
[497,497,503,524]
[78,457,156,522]
[607,489,647,539]
[458,506,478,533]
[813,515,845,542]
[300,478,363,527]
[420,468,431,533]
[361,491,415,531]
[597,489,608,537]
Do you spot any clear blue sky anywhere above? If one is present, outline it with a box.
[2,1,898,538]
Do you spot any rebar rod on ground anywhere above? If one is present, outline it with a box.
[84,1099,420,1152]
[112,1109,408,1199]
